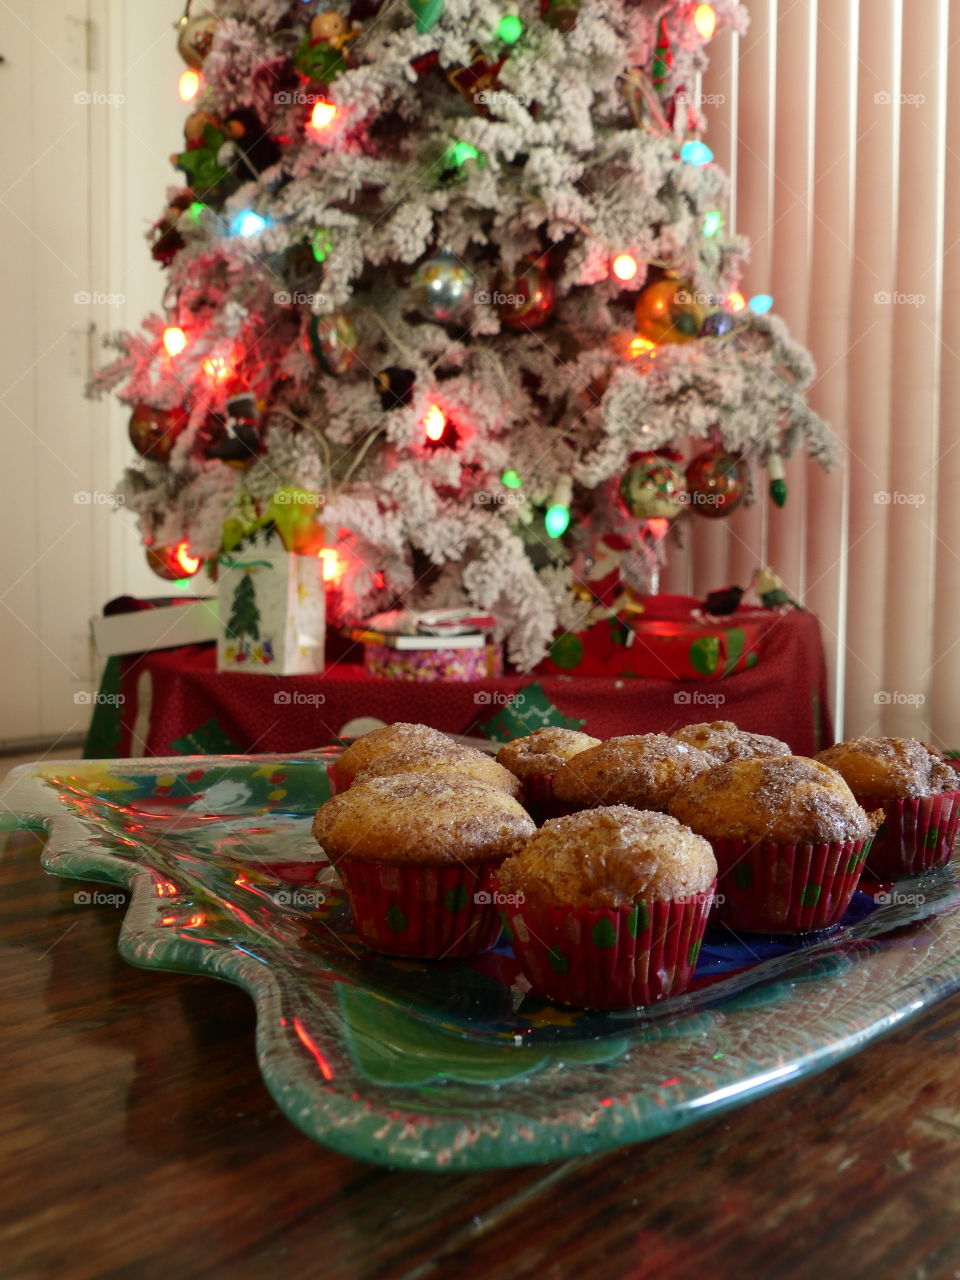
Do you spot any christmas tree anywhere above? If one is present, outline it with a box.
[92,0,834,669]
[226,572,261,645]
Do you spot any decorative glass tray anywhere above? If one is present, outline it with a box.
[3,753,960,1172]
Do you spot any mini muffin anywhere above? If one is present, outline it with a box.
[671,720,791,763]
[496,727,601,816]
[552,734,715,813]
[668,756,878,932]
[312,773,535,957]
[495,807,717,1009]
[815,737,960,877]
[353,743,523,799]
[330,722,454,790]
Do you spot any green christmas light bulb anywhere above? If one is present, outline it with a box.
[501,469,523,489]
[703,209,723,237]
[311,230,332,262]
[544,504,570,537]
[497,13,524,43]
[447,140,480,168]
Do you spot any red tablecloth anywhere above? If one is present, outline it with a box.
[115,607,833,756]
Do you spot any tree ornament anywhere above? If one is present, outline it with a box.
[699,310,736,338]
[652,17,672,86]
[619,452,685,519]
[447,46,506,114]
[146,541,202,580]
[540,0,581,32]
[205,393,263,467]
[766,449,788,508]
[177,15,219,70]
[310,12,360,49]
[150,197,192,266]
[494,259,555,330]
[404,0,444,33]
[375,367,416,410]
[128,403,189,462]
[307,312,359,375]
[634,279,705,345]
[223,108,282,177]
[410,252,474,322]
[685,447,748,519]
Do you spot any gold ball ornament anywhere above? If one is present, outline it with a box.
[306,312,359,376]
[177,15,219,70]
[619,454,686,519]
[634,279,706,345]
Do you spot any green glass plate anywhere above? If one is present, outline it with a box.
[3,753,960,1171]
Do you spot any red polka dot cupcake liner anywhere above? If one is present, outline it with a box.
[495,886,716,1010]
[858,789,960,879]
[707,837,872,933]
[334,859,505,958]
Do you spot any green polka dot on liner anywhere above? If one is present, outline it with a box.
[548,946,569,974]
[386,904,408,933]
[800,883,821,907]
[733,863,754,891]
[925,828,941,849]
[627,902,650,937]
[845,853,862,874]
[592,917,618,948]
[688,938,702,966]
[443,886,469,912]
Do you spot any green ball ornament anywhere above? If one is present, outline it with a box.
[619,453,685,519]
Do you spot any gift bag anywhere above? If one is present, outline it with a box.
[217,544,325,675]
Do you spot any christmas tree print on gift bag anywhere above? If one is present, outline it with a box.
[216,539,325,675]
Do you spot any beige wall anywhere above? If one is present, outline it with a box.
[0,2,199,745]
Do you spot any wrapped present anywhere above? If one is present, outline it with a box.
[362,641,502,682]
[217,538,325,675]
[537,594,764,681]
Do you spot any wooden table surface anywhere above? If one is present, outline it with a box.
[4,827,960,1280]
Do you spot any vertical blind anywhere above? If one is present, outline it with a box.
[663,0,959,750]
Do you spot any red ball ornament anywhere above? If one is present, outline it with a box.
[685,447,748,519]
[128,404,189,462]
[146,541,202,580]
[619,452,685,519]
[494,259,556,330]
